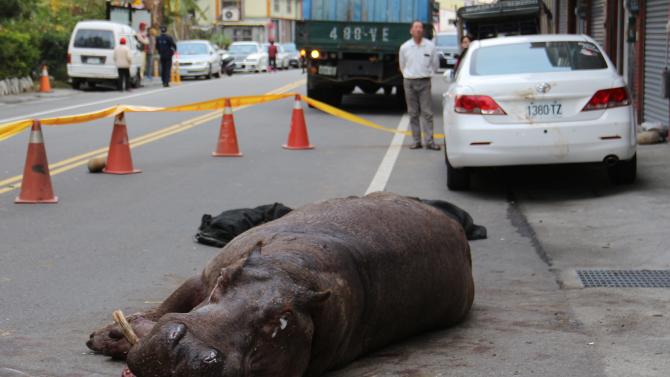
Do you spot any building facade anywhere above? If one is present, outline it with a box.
[553,0,670,127]
[196,0,302,43]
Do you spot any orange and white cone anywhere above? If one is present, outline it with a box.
[103,112,141,174]
[212,99,243,157]
[39,65,52,93]
[283,95,314,150]
[15,120,58,203]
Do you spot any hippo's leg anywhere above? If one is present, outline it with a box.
[87,275,208,359]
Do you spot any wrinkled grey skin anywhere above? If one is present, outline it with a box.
[87,192,475,376]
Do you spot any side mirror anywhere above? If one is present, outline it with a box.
[443,69,454,83]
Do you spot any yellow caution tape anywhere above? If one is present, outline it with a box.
[0,92,443,142]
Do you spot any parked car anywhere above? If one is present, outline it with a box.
[434,32,459,69]
[262,43,289,69]
[282,42,301,68]
[442,34,636,190]
[67,20,144,90]
[176,40,222,79]
[228,42,268,73]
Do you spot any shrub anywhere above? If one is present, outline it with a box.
[0,26,40,79]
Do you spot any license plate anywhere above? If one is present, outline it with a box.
[527,101,563,119]
[87,57,102,64]
[318,65,337,76]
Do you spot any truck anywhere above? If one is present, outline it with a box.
[456,0,553,40]
[296,0,437,107]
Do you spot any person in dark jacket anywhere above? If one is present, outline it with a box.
[155,25,176,87]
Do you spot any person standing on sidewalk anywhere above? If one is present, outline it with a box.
[136,22,150,80]
[399,21,440,150]
[113,37,132,92]
[155,25,176,87]
[268,40,278,72]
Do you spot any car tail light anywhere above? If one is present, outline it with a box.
[582,87,630,111]
[67,53,71,64]
[455,95,506,115]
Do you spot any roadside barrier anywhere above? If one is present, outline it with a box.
[283,95,313,150]
[39,65,52,93]
[212,98,243,157]
[103,112,141,174]
[15,121,58,203]
[0,92,433,204]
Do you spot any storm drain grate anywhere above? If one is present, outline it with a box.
[577,270,670,288]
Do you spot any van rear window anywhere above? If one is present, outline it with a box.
[74,29,114,49]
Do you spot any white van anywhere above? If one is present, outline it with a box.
[67,21,144,90]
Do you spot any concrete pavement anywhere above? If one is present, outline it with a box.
[0,70,669,376]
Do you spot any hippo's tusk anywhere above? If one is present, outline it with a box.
[112,310,140,345]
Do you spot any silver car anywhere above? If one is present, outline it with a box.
[435,33,459,69]
[176,40,222,79]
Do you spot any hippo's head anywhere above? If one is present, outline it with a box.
[127,252,330,377]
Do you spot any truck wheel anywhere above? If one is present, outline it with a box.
[396,85,407,111]
[358,82,380,95]
[71,79,81,90]
[307,87,342,107]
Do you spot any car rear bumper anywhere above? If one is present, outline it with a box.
[67,64,118,79]
[234,63,260,72]
[444,107,637,168]
[179,66,209,76]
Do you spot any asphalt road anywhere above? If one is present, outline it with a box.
[0,70,668,377]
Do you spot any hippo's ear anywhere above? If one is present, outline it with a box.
[208,258,246,304]
[296,289,331,309]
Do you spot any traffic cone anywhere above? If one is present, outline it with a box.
[39,64,52,93]
[171,53,181,84]
[15,120,58,203]
[212,99,243,157]
[283,95,314,150]
[103,112,141,174]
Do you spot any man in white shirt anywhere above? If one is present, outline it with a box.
[399,21,440,150]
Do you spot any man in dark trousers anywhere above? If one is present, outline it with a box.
[155,25,176,87]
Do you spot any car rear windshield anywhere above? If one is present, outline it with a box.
[178,43,209,55]
[74,29,114,49]
[283,43,297,52]
[471,41,608,75]
[229,44,259,54]
[436,34,457,47]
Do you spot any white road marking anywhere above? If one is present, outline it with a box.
[0,87,172,124]
[365,115,409,195]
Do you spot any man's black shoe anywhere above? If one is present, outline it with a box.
[426,143,441,151]
[409,142,422,149]
[163,83,169,87]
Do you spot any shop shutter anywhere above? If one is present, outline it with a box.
[590,0,607,48]
[643,0,670,126]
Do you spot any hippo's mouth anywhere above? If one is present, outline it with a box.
[127,322,225,377]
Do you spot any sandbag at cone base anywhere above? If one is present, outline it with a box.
[39,65,52,93]
[283,95,314,150]
[212,99,243,157]
[15,121,58,203]
[103,113,141,174]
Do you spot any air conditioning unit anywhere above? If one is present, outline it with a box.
[222,7,240,21]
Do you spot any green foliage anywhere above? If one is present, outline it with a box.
[0,0,105,80]
[0,26,40,78]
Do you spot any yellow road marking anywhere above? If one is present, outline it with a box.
[0,79,306,196]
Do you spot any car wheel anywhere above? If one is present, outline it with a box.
[214,65,221,78]
[607,154,637,184]
[207,65,213,79]
[445,153,470,191]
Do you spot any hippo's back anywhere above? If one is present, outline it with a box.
[205,192,475,370]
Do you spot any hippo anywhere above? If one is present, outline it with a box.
[87,192,475,376]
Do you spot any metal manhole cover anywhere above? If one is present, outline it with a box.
[577,270,670,288]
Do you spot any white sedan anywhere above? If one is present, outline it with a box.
[442,34,636,190]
